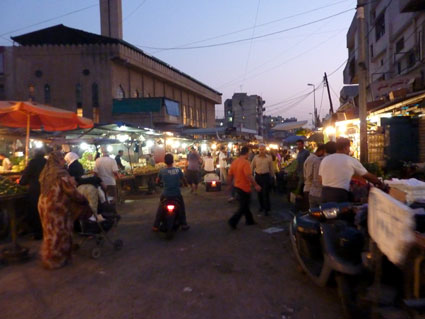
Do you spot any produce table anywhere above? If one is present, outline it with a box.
[117,175,136,204]
[134,172,158,194]
[0,193,30,263]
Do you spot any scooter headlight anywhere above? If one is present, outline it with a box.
[322,207,339,219]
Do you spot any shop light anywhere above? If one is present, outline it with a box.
[117,125,127,131]
[107,145,113,152]
[165,132,174,136]
[228,142,233,149]
[117,134,129,142]
[80,142,90,150]
[201,143,207,152]
[324,126,336,136]
[211,143,217,150]
[146,140,154,148]
[173,141,181,149]
[269,144,279,150]
[34,141,43,148]
[182,143,187,148]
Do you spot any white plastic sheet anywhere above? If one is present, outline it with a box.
[368,187,421,265]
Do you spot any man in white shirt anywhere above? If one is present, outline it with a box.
[218,146,228,183]
[203,152,215,173]
[318,138,381,203]
[303,144,325,208]
[94,149,119,202]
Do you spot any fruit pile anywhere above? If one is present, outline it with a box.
[133,166,159,175]
[80,151,95,172]
[0,176,26,197]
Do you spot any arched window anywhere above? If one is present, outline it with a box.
[76,84,82,108]
[28,84,35,101]
[76,84,83,116]
[117,85,125,99]
[92,83,99,107]
[134,90,140,98]
[44,84,51,104]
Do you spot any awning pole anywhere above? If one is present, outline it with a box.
[25,113,30,164]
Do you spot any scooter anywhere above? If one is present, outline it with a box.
[157,197,182,240]
[290,202,365,317]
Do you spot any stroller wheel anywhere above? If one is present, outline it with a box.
[91,247,102,259]
[113,239,123,251]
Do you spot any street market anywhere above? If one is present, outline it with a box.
[2,1,425,318]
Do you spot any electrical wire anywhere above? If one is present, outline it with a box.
[0,3,99,38]
[240,0,261,90]
[124,0,148,22]
[148,0,353,53]
[216,28,345,90]
[136,7,355,51]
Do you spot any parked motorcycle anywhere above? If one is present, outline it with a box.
[156,197,182,240]
[290,202,366,317]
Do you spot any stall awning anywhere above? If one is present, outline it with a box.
[112,98,162,114]
[369,91,425,116]
[272,120,308,131]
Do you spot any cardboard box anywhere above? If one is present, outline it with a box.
[389,187,407,203]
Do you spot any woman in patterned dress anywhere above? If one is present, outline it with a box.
[38,151,90,269]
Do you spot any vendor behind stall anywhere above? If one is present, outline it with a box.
[115,150,125,170]
[0,153,12,171]
[19,148,46,239]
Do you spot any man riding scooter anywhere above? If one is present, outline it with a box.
[152,154,190,232]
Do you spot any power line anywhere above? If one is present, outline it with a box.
[149,0,353,53]
[216,29,345,90]
[136,7,355,51]
[124,0,148,22]
[241,0,261,90]
[0,3,99,38]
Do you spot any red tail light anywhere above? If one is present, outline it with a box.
[211,181,217,187]
[166,205,175,213]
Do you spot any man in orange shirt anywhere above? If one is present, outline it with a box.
[227,146,262,229]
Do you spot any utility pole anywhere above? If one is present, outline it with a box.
[357,0,368,163]
[307,83,317,128]
[323,72,334,114]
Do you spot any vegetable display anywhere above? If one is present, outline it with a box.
[0,176,26,196]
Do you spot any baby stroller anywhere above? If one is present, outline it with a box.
[204,172,221,192]
[74,184,123,259]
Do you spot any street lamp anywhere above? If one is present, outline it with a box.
[307,83,317,128]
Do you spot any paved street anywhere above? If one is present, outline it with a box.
[1,188,343,319]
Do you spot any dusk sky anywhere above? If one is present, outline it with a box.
[0,0,357,123]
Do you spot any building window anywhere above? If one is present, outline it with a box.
[29,84,35,101]
[375,11,385,41]
[380,59,384,66]
[396,38,404,54]
[92,83,99,107]
[77,107,83,117]
[397,62,402,74]
[117,85,125,99]
[189,106,194,126]
[408,50,416,68]
[370,44,374,58]
[134,90,140,98]
[44,84,51,104]
[76,84,82,108]
[93,107,100,123]
[182,105,187,124]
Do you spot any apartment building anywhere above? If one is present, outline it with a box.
[224,93,265,136]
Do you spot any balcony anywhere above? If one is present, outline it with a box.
[400,0,425,12]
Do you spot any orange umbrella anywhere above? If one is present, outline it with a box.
[0,101,93,162]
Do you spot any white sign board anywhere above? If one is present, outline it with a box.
[368,187,421,265]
